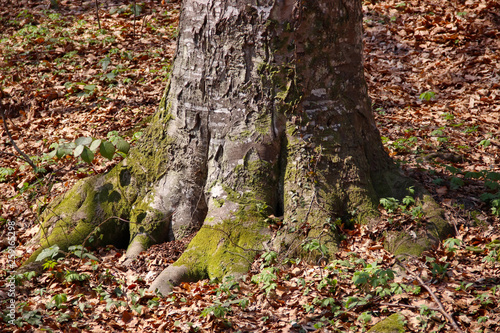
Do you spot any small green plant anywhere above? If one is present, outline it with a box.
[357,311,372,325]
[251,267,278,294]
[302,239,328,256]
[441,112,455,121]
[444,238,461,253]
[0,167,15,182]
[47,132,130,164]
[303,303,315,313]
[386,137,418,153]
[426,257,449,280]
[478,139,491,148]
[68,245,99,261]
[9,271,36,286]
[419,91,436,101]
[455,281,473,292]
[215,275,240,297]
[43,259,59,271]
[482,248,499,264]
[431,128,444,137]
[35,244,61,262]
[417,305,439,331]
[64,271,90,284]
[379,197,399,213]
[450,176,464,190]
[343,295,371,309]
[475,292,493,307]
[200,302,230,319]
[352,261,395,293]
[464,125,478,133]
[317,276,338,293]
[402,186,416,207]
[261,251,278,267]
[47,293,67,310]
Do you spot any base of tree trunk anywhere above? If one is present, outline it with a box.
[25,0,454,296]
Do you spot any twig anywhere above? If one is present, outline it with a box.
[396,259,464,333]
[380,302,440,312]
[1,108,38,171]
[94,0,101,29]
[227,251,253,265]
[133,0,137,39]
[0,150,33,165]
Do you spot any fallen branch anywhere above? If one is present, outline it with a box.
[396,259,464,333]
[380,302,440,312]
[94,0,101,29]
[1,107,38,172]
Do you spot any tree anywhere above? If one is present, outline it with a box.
[27,0,452,294]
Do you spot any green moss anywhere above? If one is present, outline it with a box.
[228,129,252,142]
[255,112,272,135]
[227,159,277,206]
[420,194,454,239]
[174,156,278,280]
[213,198,225,208]
[344,185,379,223]
[175,213,269,281]
[27,119,178,264]
[367,313,405,333]
[385,232,430,257]
[28,178,130,263]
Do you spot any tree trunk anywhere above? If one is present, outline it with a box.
[27,0,453,294]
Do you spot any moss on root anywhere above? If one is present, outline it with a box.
[26,97,175,264]
[367,313,406,333]
[174,213,270,281]
[27,167,134,263]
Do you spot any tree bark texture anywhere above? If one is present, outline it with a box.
[28,0,453,294]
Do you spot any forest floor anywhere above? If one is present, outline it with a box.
[0,0,499,332]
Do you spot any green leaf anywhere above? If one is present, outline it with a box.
[0,167,15,182]
[75,136,93,146]
[465,246,484,253]
[402,195,415,207]
[83,253,99,261]
[131,4,143,16]
[100,56,111,71]
[74,144,84,157]
[47,149,57,159]
[83,84,96,92]
[450,177,464,190]
[486,172,500,181]
[36,245,60,262]
[81,146,94,163]
[100,140,115,160]
[479,139,491,148]
[352,271,370,287]
[107,130,120,141]
[132,131,143,141]
[56,143,75,158]
[419,91,436,101]
[105,71,117,80]
[89,139,102,152]
[464,171,482,179]
[115,138,130,154]
[53,293,67,307]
